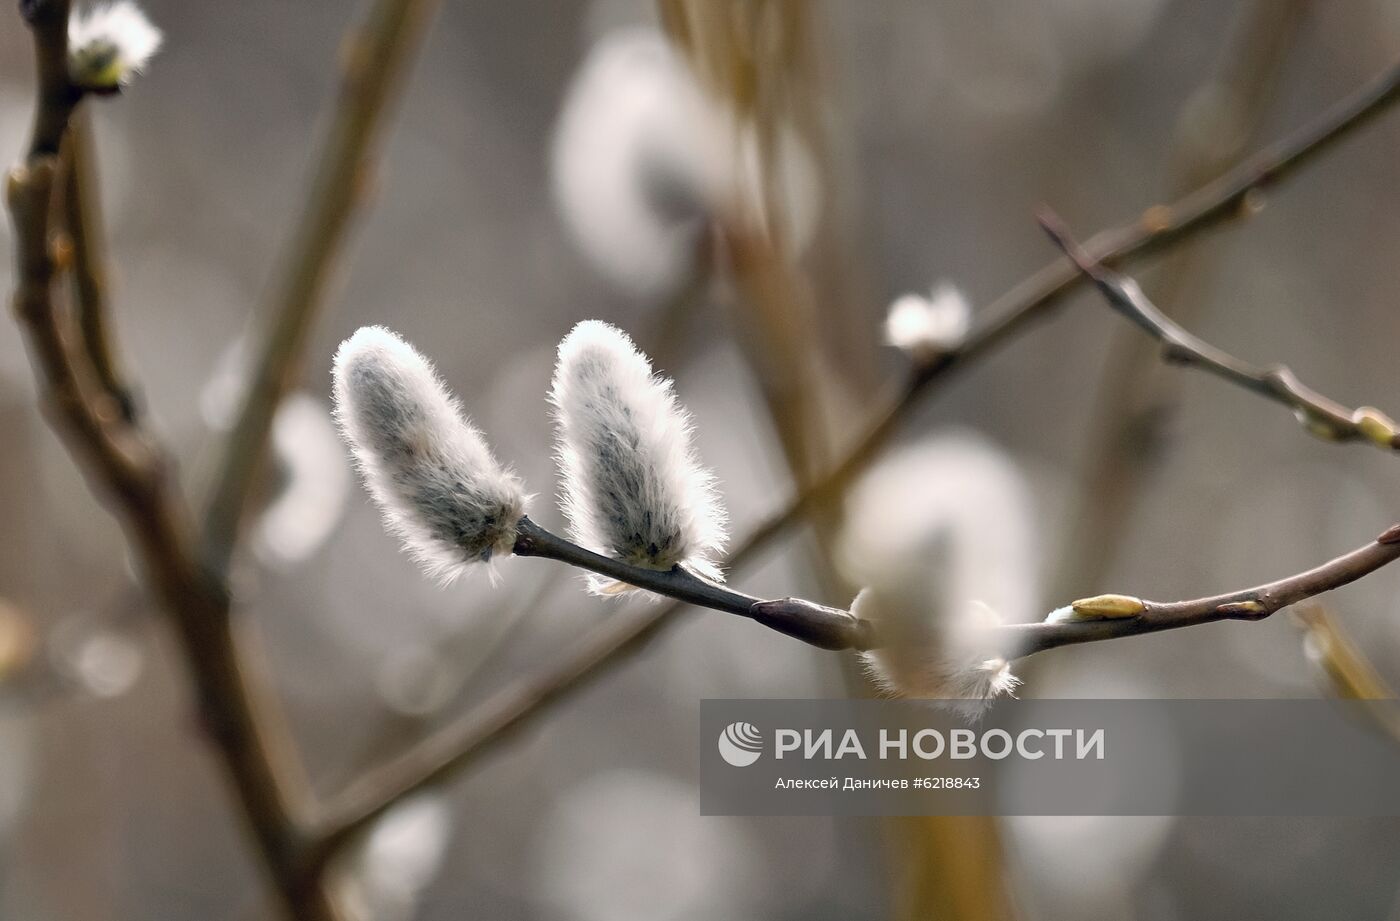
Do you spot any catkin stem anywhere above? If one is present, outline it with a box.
[511,517,873,651]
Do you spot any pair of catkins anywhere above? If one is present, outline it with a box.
[333,321,725,591]
[332,321,1019,715]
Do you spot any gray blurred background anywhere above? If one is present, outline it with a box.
[2,0,1400,919]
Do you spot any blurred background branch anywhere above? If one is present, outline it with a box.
[201,0,440,576]
[1052,0,1307,601]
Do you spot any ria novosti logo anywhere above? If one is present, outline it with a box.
[718,721,764,766]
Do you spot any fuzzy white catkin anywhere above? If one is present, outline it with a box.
[840,432,1038,719]
[550,28,822,296]
[332,327,526,582]
[551,28,725,297]
[884,281,971,361]
[68,1,163,90]
[550,320,727,591]
[853,590,1020,722]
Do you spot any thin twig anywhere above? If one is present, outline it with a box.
[62,110,139,421]
[1052,0,1307,601]
[322,571,567,792]
[1039,210,1400,451]
[1006,524,1400,656]
[512,517,872,651]
[202,0,441,574]
[307,63,1400,851]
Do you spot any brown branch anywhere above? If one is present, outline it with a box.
[6,3,335,916]
[62,110,139,421]
[305,595,671,864]
[306,61,1400,854]
[321,571,567,792]
[7,121,341,921]
[20,0,81,159]
[1005,524,1400,656]
[201,0,441,574]
[6,0,441,916]
[511,517,873,651]
[1039,210,1400,451]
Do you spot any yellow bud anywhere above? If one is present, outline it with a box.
[1293,407,1345,442]
[1069,593,1146,619]
[1141,205,1172,233]
[1216,599,1266,617]
[1352,407,1398,448]
[70,42,126,91]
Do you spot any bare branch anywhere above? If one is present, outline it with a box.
[6,109,341,921]
[1006,524,1400,656]
[313,517,1400,856]
[62,111,139,421]
[4,1,446,917]
[20,0,81,159]
[202,0,441,574]
[512,517,873,652]
[1039,210,1400,451]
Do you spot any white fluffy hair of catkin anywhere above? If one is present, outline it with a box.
[332,326,527,583]
[840,431,1040,719]
[853,590,1020,722]
[68,1,164,88]
[549,320,727,593]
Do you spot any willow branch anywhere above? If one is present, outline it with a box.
[62,111,138,421]
[20,0,80,159]
[511,517,872,651]
[202,0,440,574]
[13,0,445,909]
[6,53,340,921]
[1005,524,1400,656]
[307,59,1400,855]
[1039,210,1400,451]
[314,517,1400,857]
